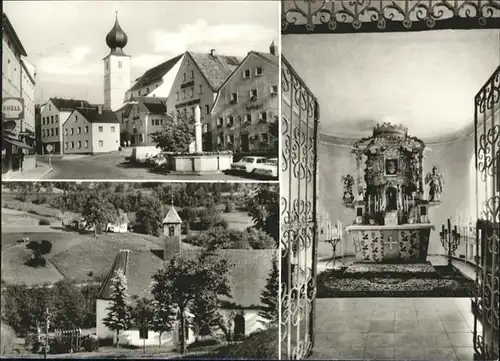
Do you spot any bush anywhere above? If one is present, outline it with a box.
[39,218,51,226]
[187,337,221,349]
[218,328,278,359]
[25,256,46,268]
[224,202,234,213]
[39,240,52,254]
[0,323,16,356]
[81,335,99,352]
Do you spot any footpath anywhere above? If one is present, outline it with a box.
[6,162,53,180]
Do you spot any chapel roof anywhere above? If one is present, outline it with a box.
[162,205,182,224]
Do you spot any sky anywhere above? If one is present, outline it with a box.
[4,1,279,104]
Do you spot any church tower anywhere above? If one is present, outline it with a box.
[162,203,182,261]
[103,12,131,111]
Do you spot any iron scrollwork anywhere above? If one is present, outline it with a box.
[282,0,500,34]
[281,54,319,360]
[473,66,499,360]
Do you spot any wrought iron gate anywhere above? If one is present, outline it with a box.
[473,65,499,361]
[280,55,319,360]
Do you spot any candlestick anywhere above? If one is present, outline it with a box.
[442,224,445,235]
[447,218,451,232]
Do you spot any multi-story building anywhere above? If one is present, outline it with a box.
[63,105,120,154]
[20,58,36,148]
[41,98,92,155]
[166,50,242,123]
[116,96,167,146]
[209,43,279,154]
[2,12,36,178]
[103,14,131,112]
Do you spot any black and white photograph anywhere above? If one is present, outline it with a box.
[0,182,278,358]
[2,1,279,181]
[280,1,499,360]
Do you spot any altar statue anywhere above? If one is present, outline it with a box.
[425,166,444,202]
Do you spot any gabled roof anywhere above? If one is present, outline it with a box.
[2,13,28,56]
[97,250,165,300]
[73,107,120,124]
[50,98,92,112]
[129,96,167,115]
[188,51,243,91]
[115,103,135,118]
[128,54,184,93]
[98,248,277,308]
[162,205,182,224]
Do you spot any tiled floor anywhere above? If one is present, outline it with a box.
[313,297,479,360]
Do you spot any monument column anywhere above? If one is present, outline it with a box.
[194,105,202,153]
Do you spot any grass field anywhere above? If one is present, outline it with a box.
[220,212,253,231]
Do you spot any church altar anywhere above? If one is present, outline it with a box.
[347,224,434,263]
[342,123,441,264]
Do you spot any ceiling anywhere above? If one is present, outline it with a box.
[283,29,499,139]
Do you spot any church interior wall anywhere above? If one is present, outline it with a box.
[317,129,475,259]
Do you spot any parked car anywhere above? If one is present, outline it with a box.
[253,158,278,179]
[230,156,268,174]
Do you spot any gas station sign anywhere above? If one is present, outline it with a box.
[2,98,24,138]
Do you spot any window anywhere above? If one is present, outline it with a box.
[177,109,181,118]
[118,61,122,68]
[182,90,186,99]
[75,115,78,122]
[49,104,51,111]
[191,107,195,117]
[55,114,59,122]
[51,115,54,124]
[99,140,104,147]
[199,84,203,95]
[190,88,194,97]
[245,114,252,123]
[85,126,89,133]
[270,85,278,95]
[261,133,268,142]
[42,117,45,126]
[65,142,68,149]
[217,117,224,127]
[111,126,115,132]
[176,92,179,100]
[169,226,175,236]
[84,140,88,148]
[255,67,263,76]
[243,69,251,78]
[64,128,68,136]
[77,127,81,135]
[183,73,186,81]
[71,128,74,135]
[205,105,210,114]
[98,126,103,132]
[50,129,54,136]
[190,70,194,79]
[227,135,235,144]
[259,112,267,122]
[230,93,238,103]
[138,90,142,96]
[106,61,108,70]
[250,89,258,99]
[78,141,82,149]
[55,128,59,136]
[71,141,74,148]
[146,87,149,93]
[227,115,234,126]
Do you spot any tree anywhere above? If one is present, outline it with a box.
[102,270,132,347]
[151,252,231,354]
[151,113,194,153]
[81,192,117,237]
[52,280,86,329]
[247,184,279,246]
[135,196,164,236]
[258,255,279,326]
[216,311,236,345]
[191,293,220,340]
[150,298,176,349]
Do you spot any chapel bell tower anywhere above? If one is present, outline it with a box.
[103,11,131,111]
[162,203,182,261]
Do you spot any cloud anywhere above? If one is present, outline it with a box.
[131,53,169,69]
[37,45,101,76]
[150,19,277,57]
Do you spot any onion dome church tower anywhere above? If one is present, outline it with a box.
[103,11,131,111]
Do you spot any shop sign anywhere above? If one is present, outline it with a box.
[246,104,263,111]
[2,98,24,121]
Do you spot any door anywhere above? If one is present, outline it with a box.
[473,65,499,361]
[280,55,319,360]
[241,134,249,152]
